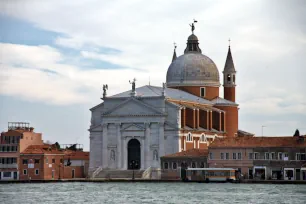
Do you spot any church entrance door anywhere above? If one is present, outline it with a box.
[128,139,141,170]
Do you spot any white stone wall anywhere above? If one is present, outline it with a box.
[89,96,181,172]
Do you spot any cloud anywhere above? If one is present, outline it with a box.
[0,0,305,136]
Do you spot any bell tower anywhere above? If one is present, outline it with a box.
[223,43,236,102]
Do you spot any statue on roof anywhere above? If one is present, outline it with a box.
[103,84,108,99]
[189,19,198,34]
[129,78,136,93]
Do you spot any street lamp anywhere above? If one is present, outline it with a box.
[129,160,138,181]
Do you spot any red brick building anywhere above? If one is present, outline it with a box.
[19,144,89,180]
[0,122,43,180]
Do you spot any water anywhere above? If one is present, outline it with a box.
[0,182,306,204]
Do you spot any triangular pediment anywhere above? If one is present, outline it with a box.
[122,123,145,132]
[103,97,164,116]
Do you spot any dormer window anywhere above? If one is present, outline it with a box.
[200,87,205,97]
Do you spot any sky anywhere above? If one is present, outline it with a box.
[0,0,306,150]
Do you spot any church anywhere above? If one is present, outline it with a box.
[89,24,247,176]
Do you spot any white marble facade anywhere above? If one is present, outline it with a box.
[89,93,180,173]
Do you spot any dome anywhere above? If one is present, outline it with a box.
[166,53,220,87]
[188,34,198,41]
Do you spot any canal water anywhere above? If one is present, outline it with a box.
[0,182,305,204]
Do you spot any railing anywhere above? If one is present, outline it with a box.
[142,166,152,179]
[0,164,18,169]
[92,166,103,178]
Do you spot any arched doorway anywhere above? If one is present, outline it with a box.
[128,139,140,170]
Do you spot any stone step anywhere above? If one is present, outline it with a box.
[96,170,145,179]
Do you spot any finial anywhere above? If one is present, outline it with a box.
[228,38,231,47]
[189,19,198,34]
[174,42,177,50]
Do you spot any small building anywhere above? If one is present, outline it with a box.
[160,148,208,180]
[208,136,306,180]
[0,122,43,180]
[19,144,89,180]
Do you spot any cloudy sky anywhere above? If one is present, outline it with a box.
[0,0,305,150]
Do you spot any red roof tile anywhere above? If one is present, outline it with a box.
[162,148,208,158]
[21,144,64,154]
[210,136,306,148]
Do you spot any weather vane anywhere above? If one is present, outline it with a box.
[189,19,198,34]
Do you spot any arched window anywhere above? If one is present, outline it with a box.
[233,75,236,83]
[227,74,231,82]
[172,162,177,170]
[186,133,192,142]
[164,162,168,169]
[192,162,196,168]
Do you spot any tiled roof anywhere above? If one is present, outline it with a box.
[209,136,306,148]
[110,85,213,105]
[161,148,208,158]
[21,145,64,154]
[211,97,238,106]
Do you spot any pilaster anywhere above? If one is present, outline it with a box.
[102,123,108,168]
[116,123,121,169]
[158,122,165,158]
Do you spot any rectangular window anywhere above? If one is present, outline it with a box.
[23,169,27,175]
[265,152,269,160]
[35,169,39,175]
[233,153,237,160]
[34,159,40,164]
[200,87,206,97]
[254,152,259,160]
[248,153,253,160]
[221,153,224,160]
[301,154,306,160]
[284,153,289,160]
[278,152,283,160]
[172,162,177,170]
[209,152,213,160]
[238,152,242,160]
[3,172,11,177]
[46,158,48,164]
[296,153,301,160]
[270,152,275,160]
[23,159,28,165]
[52,159,55,164]
[225,153,229,160]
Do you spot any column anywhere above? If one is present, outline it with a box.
[206,110,209,130]
[224,112,226,132]
[141,137,145,169]
[159,123,165,158]
[183,108,186,127]
[210,111,213,130]
[145,123,151,168]
[219,112,222,131]
[122,137,127,169]
[102,123,108,168]
[116,123,121,169]
[197,109,200,128]
[193,109,196,128]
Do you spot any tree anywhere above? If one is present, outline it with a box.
[293,129,300,137]
[54,142,61,150]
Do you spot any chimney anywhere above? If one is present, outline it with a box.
[29,127,34,132]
